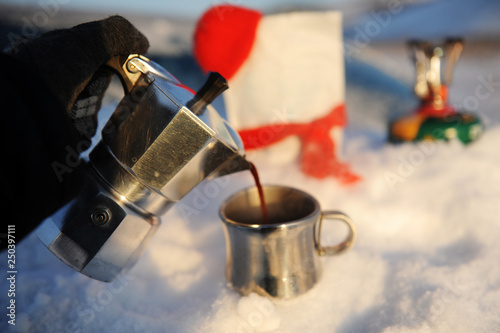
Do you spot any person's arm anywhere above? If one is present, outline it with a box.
[0,15,149,249]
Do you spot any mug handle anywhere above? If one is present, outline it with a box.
[316,211,357,256]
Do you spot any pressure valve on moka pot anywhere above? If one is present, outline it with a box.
[35,54,250,282]
[389,38,483,144]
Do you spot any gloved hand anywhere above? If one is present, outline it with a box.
[0,16,149,248]
[14,15,149,138]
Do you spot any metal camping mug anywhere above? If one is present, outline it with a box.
[219,185,357,299]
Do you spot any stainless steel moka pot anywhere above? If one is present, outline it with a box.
[36,54,250,282]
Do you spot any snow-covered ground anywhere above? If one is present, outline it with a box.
[2,1,500,332]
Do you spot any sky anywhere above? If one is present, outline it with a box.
[0,0,355,18]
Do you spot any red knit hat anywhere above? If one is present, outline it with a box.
[194,5,262,81]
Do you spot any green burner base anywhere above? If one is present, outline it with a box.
[389,112,483,144]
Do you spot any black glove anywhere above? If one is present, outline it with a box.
[0,16,149,248]
[15,15,149,138]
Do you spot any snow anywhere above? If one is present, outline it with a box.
[2,1,500,332]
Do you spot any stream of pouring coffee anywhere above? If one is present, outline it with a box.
[186,73,268,222]
[249,162,269,223]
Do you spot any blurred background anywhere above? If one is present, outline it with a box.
[1,0,499,140]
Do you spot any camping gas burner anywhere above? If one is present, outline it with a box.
[389,38,482,144]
